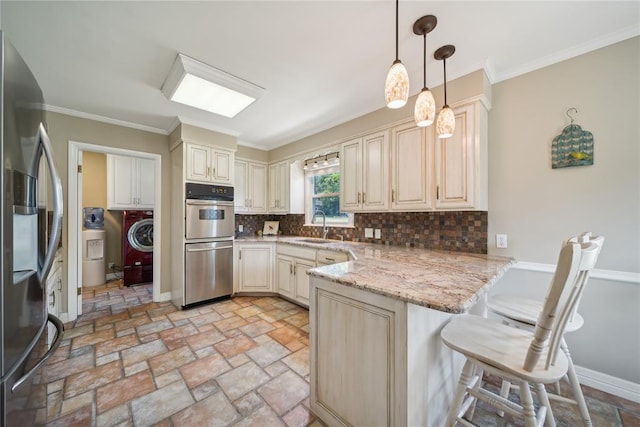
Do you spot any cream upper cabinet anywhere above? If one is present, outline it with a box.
[235,243,274,293]
[390,122,432,210]
[434,102,486,210]
[235,160,267,214]
[340,131,389,212]
[107,154,155,210]
[185,142,234,185]
[268,161,289,213]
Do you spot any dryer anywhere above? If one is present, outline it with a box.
[122,210,153,286]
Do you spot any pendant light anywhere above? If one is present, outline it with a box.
[384,0,409,109]
[434,45,456,138]
[412,15,437,127]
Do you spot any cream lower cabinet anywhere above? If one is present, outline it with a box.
[276,244,316,306]
[235,243,274,293]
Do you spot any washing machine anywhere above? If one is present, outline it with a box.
[122,210,153,286]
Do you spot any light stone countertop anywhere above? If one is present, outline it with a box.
[234,236,514,314]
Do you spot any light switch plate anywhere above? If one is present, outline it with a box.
[374,229,381,239]
[239,225,244,232]
[365,228,374,238]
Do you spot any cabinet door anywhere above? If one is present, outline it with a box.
[434,103,475,209]
[294,258,315,306]
[361,131,388,210]
[340,138,362,211]
[107,154,136,209]
[276,255,295,298]
[137,158,156,209]
[238,245,273,292]
[211,149,233,184]
[234,160,249,212]
[249,163,268,213]
[186,143,211,182]
[391,123,432,210]
[268,161,288,213]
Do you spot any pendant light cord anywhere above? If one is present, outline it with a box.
[443,57,448,106]
[422,34,426,90]
[395,0,399,61]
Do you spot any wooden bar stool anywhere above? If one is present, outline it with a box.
[487,233,603,427]
[441,238,600,427]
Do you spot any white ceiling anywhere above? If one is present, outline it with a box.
[2,1,638,150]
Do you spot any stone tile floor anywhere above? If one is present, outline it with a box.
[40,280,639,426]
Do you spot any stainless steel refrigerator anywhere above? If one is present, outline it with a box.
[0,31,64,425]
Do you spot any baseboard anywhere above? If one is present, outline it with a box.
[575,365,640,403]
[106,273,119,281]
[157,291,173,302]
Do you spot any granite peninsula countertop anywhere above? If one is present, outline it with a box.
[234,236,514,314]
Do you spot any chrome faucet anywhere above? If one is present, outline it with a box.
[314,209,328,240]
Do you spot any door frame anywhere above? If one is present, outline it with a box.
[67,141,163,322]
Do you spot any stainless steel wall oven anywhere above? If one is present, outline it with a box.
[182,183,234,308]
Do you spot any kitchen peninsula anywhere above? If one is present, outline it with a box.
[303,239,513,427]
[234,236,513,425]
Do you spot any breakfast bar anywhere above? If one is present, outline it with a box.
[305,243,513,427]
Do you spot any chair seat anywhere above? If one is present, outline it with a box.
[488,295,584,333]
[441,314,569,384]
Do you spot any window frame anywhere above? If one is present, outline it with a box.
[304,163,354,228]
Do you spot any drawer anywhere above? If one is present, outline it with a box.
[277,244,316,261]
[317,250,349,265]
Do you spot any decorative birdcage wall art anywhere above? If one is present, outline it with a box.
[551,108,594,169]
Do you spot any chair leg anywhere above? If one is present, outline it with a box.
[465,368,484,421]
[447,359,475,427]
[519,381,537,427]
[534,383,556,427]
[562,340,593,426]
[498,379,512,417]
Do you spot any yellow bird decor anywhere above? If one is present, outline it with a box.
[552,108,594,169]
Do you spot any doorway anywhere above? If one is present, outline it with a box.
[67,141,162,322]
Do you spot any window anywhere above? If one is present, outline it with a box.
[305,162,353,227]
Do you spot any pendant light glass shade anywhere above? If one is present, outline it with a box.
[414,89,436,126]
[436,106,455,138]
[385,60,409,109]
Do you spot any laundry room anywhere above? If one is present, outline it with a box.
[81,151,155,289]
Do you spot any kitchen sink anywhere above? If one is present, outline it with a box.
[296,238,334,245]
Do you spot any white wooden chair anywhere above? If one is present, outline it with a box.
[440,238,601,427]
[487,233,603,427]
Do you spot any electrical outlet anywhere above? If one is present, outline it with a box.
[364,228,374,238]
[238,224,244,233]
[374,229,381,239]
[496,234,508,249]
[108,262,115,269]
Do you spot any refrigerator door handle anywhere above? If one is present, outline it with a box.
[37,123,64,283]
[11,313,65,392]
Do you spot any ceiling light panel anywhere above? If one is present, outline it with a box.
[162,54,264,118]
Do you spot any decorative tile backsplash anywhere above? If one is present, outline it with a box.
[235,211,488,254]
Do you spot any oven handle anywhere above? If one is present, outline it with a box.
[186,245,233,252]
[186,200,234,206]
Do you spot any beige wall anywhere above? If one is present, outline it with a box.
[81,151,122,273]
[487,37,640,381]
[268,69,489,162]
[45,112,172,300]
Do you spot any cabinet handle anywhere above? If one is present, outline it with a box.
[290,264,293,275]
[293,265,296,275]
[239,250,242,260]
[436,185,439,200]
[324,257,335,262]
[357,192,361,203]
[57,278,62,292]
[362,192,366,203]
[392,189,395,203]
[49,291,55,308]
[213,167,216,177]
